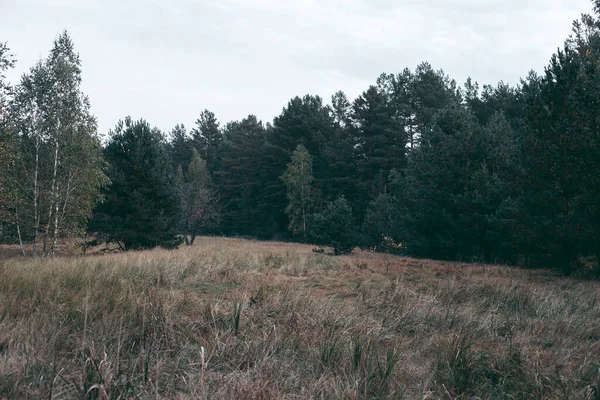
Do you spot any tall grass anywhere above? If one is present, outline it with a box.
[0,237,599,398]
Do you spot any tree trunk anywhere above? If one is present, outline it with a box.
[301,161,307,243]
[15,207,25,256]
[12,161,25,256]
[43,140,59,257]
[58,169,75,230]
[51,167,74,257]
[32,132,40,258]
[51,186,60,257]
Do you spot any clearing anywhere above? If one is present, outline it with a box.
[0,237,599,399]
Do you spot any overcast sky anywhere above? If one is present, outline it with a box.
[0,0,593,135]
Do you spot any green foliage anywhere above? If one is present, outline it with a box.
[9,32,107,255]
[216,115,268,236]
[4,3,600,274]
[515,14,600,272]
[0,42,17,225]
[89,118,184,250]
[168,124,193,173]
[281,144,318,241]
[350,66,461,223]
[396,107,520,262]
[188,148,212,189]
[191,109,222,174]
[181,149,220,244]
[264,95,335,236]
[353,77,407,184]
[321,92,361,206]
[362,192,398,252]
[311,196,356,255]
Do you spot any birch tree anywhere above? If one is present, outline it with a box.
[281,144,317,242]
[12,32,106,256]
[181,149,220,245]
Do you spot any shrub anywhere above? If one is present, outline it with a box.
[311,196,356,255]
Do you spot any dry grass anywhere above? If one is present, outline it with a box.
[0,237,599,399]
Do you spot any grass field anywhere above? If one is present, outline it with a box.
[0,237,599,399]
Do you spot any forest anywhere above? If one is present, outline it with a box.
[1,3,599,276]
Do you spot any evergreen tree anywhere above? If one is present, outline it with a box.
[352,76,406,221]
[518,10,600,271]
[410,62,462,141]
[362,192,396,251]
[0,42,18,231]
[397,107,520,261]
[281,144,317,241]
[88,118,184,250]
[465,79,523,129]
[0,42,14,108]
[263,95,335,236]
[311,196,356,255]
[322,91,361,210]
[217,115,268,236]
[169,123,193,173]
[191,109,222,174]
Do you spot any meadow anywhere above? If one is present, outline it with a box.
[0,237,599,399]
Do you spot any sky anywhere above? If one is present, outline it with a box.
[0,0,594,136]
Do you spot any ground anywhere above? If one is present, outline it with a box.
[0,237,599,399]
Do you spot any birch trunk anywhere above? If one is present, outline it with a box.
[32,131,40,258]
[51,168,73,256]
[43,139,59,257]
[11,160,26,256]
[15,207,25,256]
[301,161,307,243]
[58,169,75,233]
[51,184,60,257]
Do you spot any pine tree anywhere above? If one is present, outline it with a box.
[263,95,335,236]
[88,118,184,250]
[216,115,266,236]
[0,42,14,103]
[169,123,193,173]
[281,144,317,241]
[398,107,520,261]
[321,91,360,208]
[353,78,406,188]
[362,192,395,251]
[191,110,222,174]
[311,196,356,255]
[0,42,18,232]
[410,62,462,141]
[352,76,407,222]
[518,10,600,271]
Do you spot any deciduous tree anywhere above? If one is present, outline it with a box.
[281,144,317,241]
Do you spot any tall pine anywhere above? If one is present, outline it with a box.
[89,118,184,250]
[216,115,267,236]
[191,110,222,175]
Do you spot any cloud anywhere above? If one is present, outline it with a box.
[0,0,593,134]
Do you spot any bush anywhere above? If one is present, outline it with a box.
[311,196,356,255]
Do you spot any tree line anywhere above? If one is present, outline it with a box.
[1,2,599,275]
